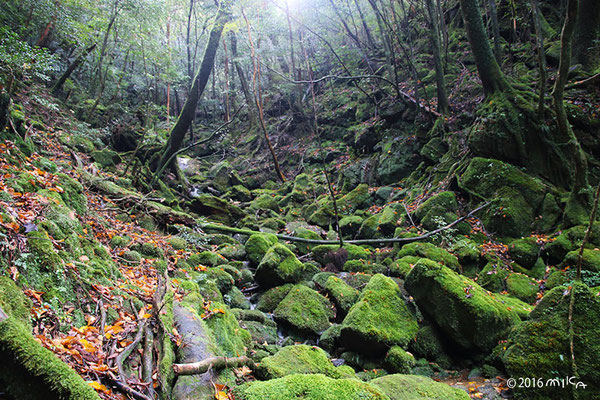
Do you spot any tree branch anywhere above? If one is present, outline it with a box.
[173,356,256,376]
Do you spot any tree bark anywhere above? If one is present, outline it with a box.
[173,356,255,376]
[425,0,449,115]
[230,33,257,128]
[459,0,510,96]
[53,43,97,96]
[154,5,230,176]
[552,0,588,193]
[573,0,600,70]
[489,0,502,65]
[530,0,547,118]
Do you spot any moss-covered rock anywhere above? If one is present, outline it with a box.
[501,283,600,399]
[188,250,224,268]
[0,277,32,326]
[413,191,458,224]
[257,284,294,312]
[339,215,363,237]
[319,324,342,352]
[91,149,121,167]
[324,276,360,315]
[405,259,522,352]
[561,249,600,272]
[251,193,280,212]
[0,317,100,400]
[188,194,245,224]
[312,244,371,265]
[359,204,401,239]
[255,243,306,288]
[340,274,418,354]
[233,373,388,400]
[410,324,452,368]
[384,347,415,374]
[506,272,539,303]
[203,303,251,357]
[507,237,541,269]
[371,374,470,400]
[397,242,460,270]
[388,256,421,278]
[244,233,278,266]
[258,345,349,379]
[274,285,333,335]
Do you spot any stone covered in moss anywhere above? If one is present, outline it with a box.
[188,251,224,268]
[91,149,122,167]
[258,345,349,379]
[339,215,363,237]
[506,272,539,303]
[341,274,418,354]
[250,193,280,212]
[397,242,460,270]
[312,244,371,265]
[413,191,458,226]
[188,194,245,225]
[508,237,541,269]
[0,317,100,400]
[384,346,415,374]
[234,373,388,400]
[274,285,333,335]
[0,277,32,326]
[257,284,294,312]
[561,249,600,272]
[359,204,401,239]
[244,233,278,266]
[405,259,522,352]
[388,256,421,278]
[410,324,452,368]
[204,302,251,357]
[371,374,470,400]
[255,243,306,288]
[324,276,359,315]
[319,324,342,352]
[501,283,600,399]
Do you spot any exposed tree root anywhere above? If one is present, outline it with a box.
[173,356,256,376]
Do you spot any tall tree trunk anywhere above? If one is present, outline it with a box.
[489,0,503,64]
[353,0,376,49]
[154,5,230,176]
[230,33,257,128]
[52,43,97,96]
[572,0,600,70]
[425,0,449,115]
[530,0,547,118]
[553,0,588,194]
[459,0,510,96]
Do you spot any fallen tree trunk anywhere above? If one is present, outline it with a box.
[198,202,489,246]
[173,356,256,376]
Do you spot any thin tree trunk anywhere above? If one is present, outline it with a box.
[223,37,230,122]
[573,0,600,70]
[53,43,97,96]
[530,0,547,118]
[489,0,503,65]
[241,8,286,182]
[552,0,588,193]
[154,5,230,177]
[353,0,376,49]
[230,33,257,128]
[425,0,449,115]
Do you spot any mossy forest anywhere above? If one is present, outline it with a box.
[1,0,600,398]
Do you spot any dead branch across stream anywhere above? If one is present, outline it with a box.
[198,202,490,246]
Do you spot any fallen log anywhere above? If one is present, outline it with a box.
[173,356,256,376]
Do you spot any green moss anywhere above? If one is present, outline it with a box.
[397,243,460,270]
[251,193,280,212]
[405,259,522,352]
[0,318,100,400]
[258,345,347,379]
[233,373,388,400]
[28,229,62,271]
[204,302,251,357]
[319,324,342,352]
[274,285,333,335]
[388,256,421,278]
[359,205,401,239]
[199,267,234,293]
[506,272,539,303]
[244,233,278,266]
[561,249,600,272]
[371,374,470,400]
[507,237,541,269]
[339,215,363,236]
[501,283,600,399]
[91,149,121,167]
[109,235,131,248]
[0,277,32,326]
[122,250,142,264]
[312,244,371,265]
[324,276,360,315]
[167,236,188,250]
[341,274,418,354]
[188,250,224,268]
[312,271,336,288]
[257,284,294,312]
[255,243,306,288]
[545,268,567,289]
[385,347,416,374]
[343,259,386,274]
[410,324,452,368]
[413,191,458,222]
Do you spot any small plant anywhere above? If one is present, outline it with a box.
[431,215,457,248]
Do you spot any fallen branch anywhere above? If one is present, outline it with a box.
[105,377,152,400]
[173,356,256,376]
[116,319,147,386]
[566,72,600,89]
[198,202,490,246]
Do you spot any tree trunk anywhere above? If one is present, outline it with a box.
[154,5,229,176]
[425,0,449,115]
[52,43,97,96]
[489,0,502,64]
[573,0,600,70]
[553,0,588,194]
[530,0,547,118]
[230,33,257,128]
[459,0,510,96]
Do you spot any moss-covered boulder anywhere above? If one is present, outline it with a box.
[257,284,294,312]
[561,249,600,272]
[405,259,522,352]
[255,244,306,288]
[244,233,278,266]
[233,373,388,400]
[508,237,542,269]
[397,242,460,270]
[188,194,245,224]
[0,277,32,326]
[413,191,459,231]
[410,324,452,368]
[324,275,360,315]
[371,374,470,400]
[312,244,371,266]
[506,272,539,303]
[501,283,600,399]
[340,274,418,354]
[91,149,121,167]
[359,204,401,239]
[339,215,363,237]
[258,345,350,379]
[384,346,415,374]
[274,285,334,335]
